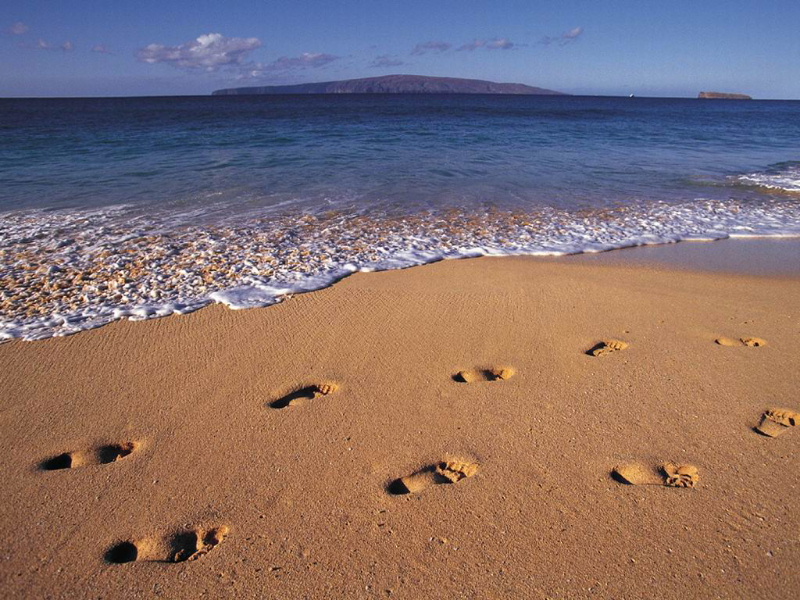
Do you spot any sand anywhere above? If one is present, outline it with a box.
[1,249,798,599]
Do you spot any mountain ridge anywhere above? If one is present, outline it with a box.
[212,74,564,96]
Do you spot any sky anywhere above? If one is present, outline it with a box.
[2,0,799,98]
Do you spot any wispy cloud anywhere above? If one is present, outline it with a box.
[458,38,515,51]
[8,21,29,35]
[369,54,405,68]
[136,33,262,71]
[411,41,452,56]
[91,44,112,55]
[265,52,339,71]
[23,38,74,51]
[540,27,584,46]
[239,52,341,80]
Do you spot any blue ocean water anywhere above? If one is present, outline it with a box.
[2,95,800,214]
[1,95,799,339]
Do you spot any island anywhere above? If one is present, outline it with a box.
[212,74,564,96]
[698,91,752,99]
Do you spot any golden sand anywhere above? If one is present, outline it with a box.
[1,254,798,598]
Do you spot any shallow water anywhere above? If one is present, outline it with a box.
[1,95,799,340]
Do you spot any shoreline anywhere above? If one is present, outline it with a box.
[560,236,800,277]
[1,247,797,598]
[2,235,799,343]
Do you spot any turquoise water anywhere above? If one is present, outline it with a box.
[1,95,799,339]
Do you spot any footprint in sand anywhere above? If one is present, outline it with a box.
[270,382,339,409]
[587,340,629,357]
[387,460,479,495]
[612,462,700,488]
[452,367,515,383]
[755,408,798,438]
[106,525,229,564]
[715,337,768,348]
[40,441,139,471]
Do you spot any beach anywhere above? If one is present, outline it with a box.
[2,241,798,599]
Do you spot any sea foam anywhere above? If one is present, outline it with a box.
[2,195,799,342]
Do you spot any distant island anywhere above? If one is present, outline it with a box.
[212,74,564,96]
[698,91,752,100]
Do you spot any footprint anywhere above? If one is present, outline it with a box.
[452,367,515,383]
[387,460,479,495]
[106,525,229,564]
[715,337,768,347]
[586,339,629,357]
[755,408,798,438]
[269,382,339,409]
[41,441,139,471]
[612,462,699,488]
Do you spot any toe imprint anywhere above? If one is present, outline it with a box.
[270,382,340,408]
[663,463,700,488]
[453,367,515,383]
[613,462,699,488]
[107,526,229,564]
[587,340,629,357]
[388,459,480,495]
[41,441,140,471]
[715,336,768,348]
[755,408,798,438]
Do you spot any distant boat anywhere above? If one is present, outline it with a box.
[629,94,635,98]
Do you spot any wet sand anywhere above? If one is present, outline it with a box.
[563,237,800,276]
[1,245,798,599]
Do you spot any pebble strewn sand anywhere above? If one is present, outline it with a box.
[2,198,798,340]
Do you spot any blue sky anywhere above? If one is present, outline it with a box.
[2,0,799,98]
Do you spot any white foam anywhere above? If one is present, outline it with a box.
[1,196,799,342]
[735,163,800,193]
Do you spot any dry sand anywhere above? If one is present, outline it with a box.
[1,250,798,599]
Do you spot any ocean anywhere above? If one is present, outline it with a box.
[1,94,799,340]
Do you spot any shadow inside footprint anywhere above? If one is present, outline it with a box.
[610,469,631,485]
[41,453,73,471]
[612,462,699,488]
[106,526,229,564]
[586,340,629,357]
[452,368,514,383]
[41,441,139,471]
[715,337,768,348]
[170,531,202,563]
[270,383,339,409]
[98,442,137,464]
[106,542,138,564]
[172,527,228,563]
[755,408,798,438]
[388,461,479,495]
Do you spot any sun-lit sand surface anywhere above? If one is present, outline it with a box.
[1,247,798,599]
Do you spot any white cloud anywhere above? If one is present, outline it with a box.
[137,33,342,81]
[92,44,112,54]
[136,33,262,71]
[541,27,584,46]
[9,22,29,35]
[458,38,515,51]
[61,40,74,52]
[411,41,452,56]
[369,54,405,69]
